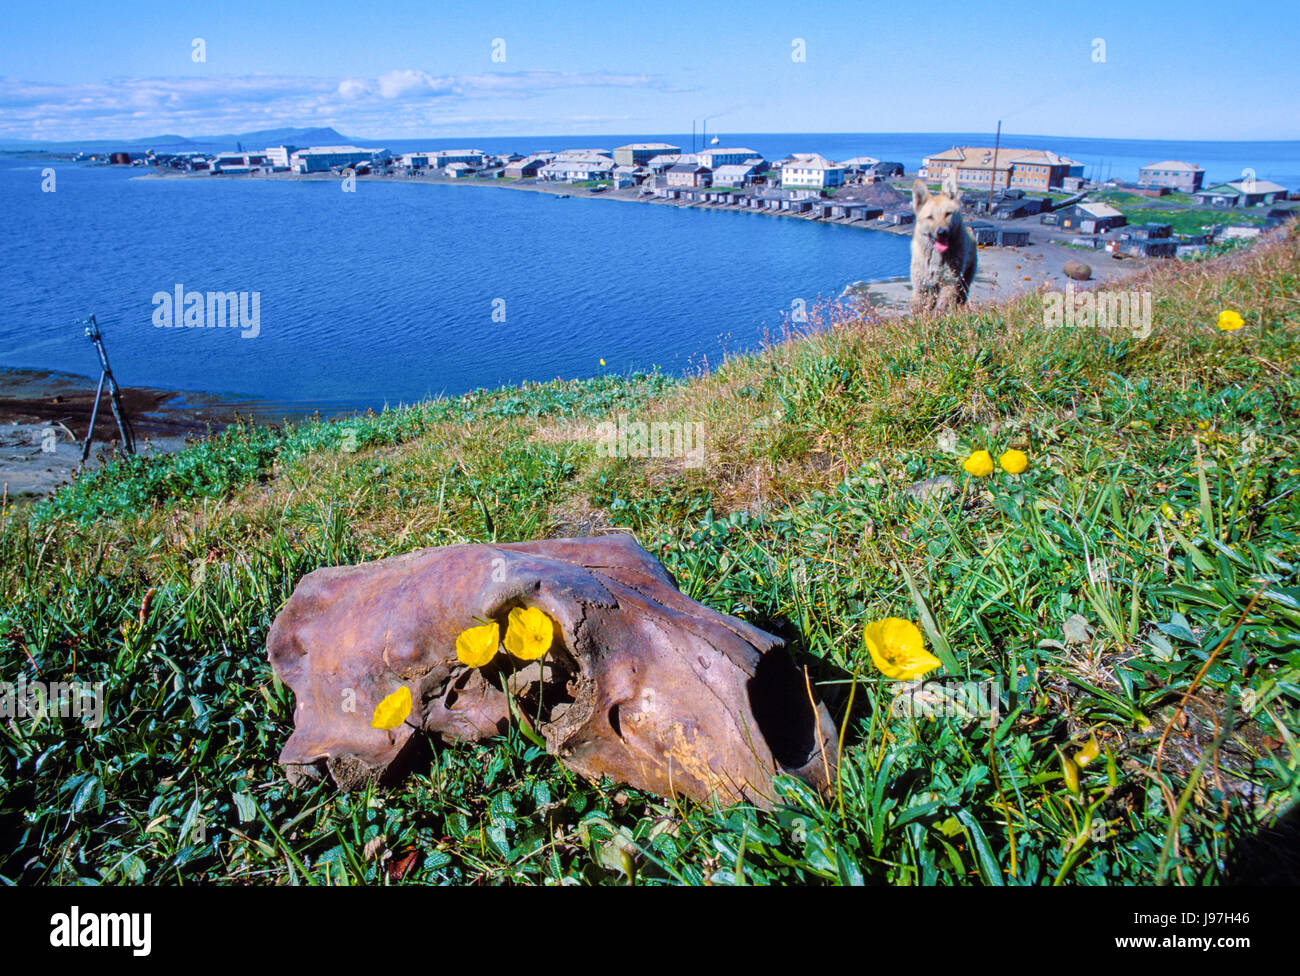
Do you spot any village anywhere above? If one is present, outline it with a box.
[95,138,1297,260]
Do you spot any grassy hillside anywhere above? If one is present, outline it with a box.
[2,231,1298,885]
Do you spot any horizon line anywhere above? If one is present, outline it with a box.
[5,128,1300,147]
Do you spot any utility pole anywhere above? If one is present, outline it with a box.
[987,119,1002,212]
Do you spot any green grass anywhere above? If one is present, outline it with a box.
[1092,190,1270,235]
[1121,207,1265,236]
[2,231,1299,885]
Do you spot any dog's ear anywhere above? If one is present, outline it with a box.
[942,171,959,200]
[912,178,929,210]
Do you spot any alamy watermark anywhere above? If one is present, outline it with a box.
[1,676,105,727]
[595,414,706,469]
[890,678,1002,727]
[50,906,150,956]
[152,284,260,338]
[1044,283,1152,339]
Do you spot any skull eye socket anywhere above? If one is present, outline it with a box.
[746,648,820,770]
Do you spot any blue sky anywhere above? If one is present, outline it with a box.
[2,0,1296,142]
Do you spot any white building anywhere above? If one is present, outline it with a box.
[647,153,695,174]
[696,147,761,169]
[210,152,268,174]
[780,153,846,189]
[710,163,760,187]
[290,146,387,173]
[431,149,486,168]
[264,145,299,169]
[538,157,614,182]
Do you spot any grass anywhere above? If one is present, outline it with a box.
[2,230,1299,885]
[1120,207,1265,236]
[1092,190,1271,235]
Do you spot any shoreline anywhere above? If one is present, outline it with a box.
[0,366,264,501]
[135,164,917,229]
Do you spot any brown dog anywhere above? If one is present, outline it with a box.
[910,173,977,314]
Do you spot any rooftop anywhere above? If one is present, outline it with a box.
[1075,201,1124,219]
[784,153,844,170]
[292,145,377,155]
[614,143,680,151]
[1142,160,1204,172]
[712,163,759,177]
[926,146,1081,169]
[1227,178,1288,194]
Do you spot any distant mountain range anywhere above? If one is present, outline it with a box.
[0,127,355,152]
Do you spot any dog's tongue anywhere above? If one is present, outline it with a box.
[934,240,950,253]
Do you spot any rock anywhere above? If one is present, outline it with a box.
[1063,260,1092,281]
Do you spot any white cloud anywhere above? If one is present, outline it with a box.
[0,70,675,141]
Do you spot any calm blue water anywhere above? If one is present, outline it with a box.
[4,130,1298,411]
[0,156,908,411]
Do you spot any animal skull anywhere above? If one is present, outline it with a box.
[268,535,837,806]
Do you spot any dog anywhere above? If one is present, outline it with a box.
[910,173,977,314]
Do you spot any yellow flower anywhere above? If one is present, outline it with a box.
[962,450,994,477]
[999,449,1028,474]
[371,686,413,730]
[599,358,606,366]
[1216,309,1244,331]
[456,621,500,668]
[504,606,553,661]
[864,618,941,680]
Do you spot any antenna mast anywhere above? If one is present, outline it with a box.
[987,119,1001,212]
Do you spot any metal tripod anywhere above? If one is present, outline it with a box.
[77,315,136,466]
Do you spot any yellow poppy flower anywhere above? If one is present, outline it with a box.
[1216,310,1244,331]
[963,450,994,477]
[999,449,1028,474]
[456,621,500,668]
[371,686,413,730]
[864,618,941,680]
[504,606,553,661]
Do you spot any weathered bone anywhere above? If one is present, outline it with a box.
[268,535,837,806]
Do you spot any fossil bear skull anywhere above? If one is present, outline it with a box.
[268,535,837,806]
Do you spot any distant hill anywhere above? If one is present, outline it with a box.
[196,127,351,148]
[0,126,353,152]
